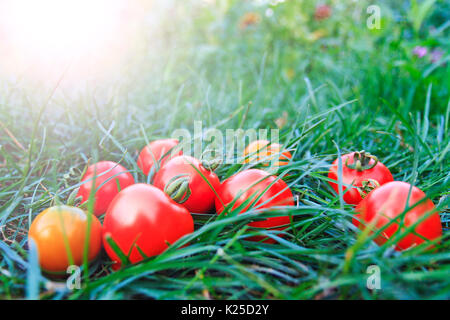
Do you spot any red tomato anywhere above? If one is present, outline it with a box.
[354,181,442,251]
[215,169,294,243]
[137,139,182,176]
[153,155,220,214]
[77,161,135,216]
[102,183,194,269]
[328,151,393,205]
[28,205,102,273]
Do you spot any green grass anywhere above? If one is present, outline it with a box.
[0,0,449,299]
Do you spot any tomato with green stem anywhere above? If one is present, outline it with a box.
[153,155,220,214]
[77,161,135,216]
[353,181,442,251]
[328,151,393,205]
[102,183,194,269]
[28,205,102,273]
[215,169,294,243]
[137,138,182,176]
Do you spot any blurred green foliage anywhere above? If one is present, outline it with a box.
[153,0,449,117]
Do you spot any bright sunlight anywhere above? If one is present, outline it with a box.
[0,0,138,84]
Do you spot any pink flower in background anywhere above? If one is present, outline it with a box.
[430,48,444,64]
[412,46,428,58]
[314,4,332,21]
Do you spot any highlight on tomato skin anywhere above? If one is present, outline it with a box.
[77,161,135,216]
[28,205,102,274]
[153,155,221,214]
[102,183,194,270]
[353,181,443,251]
[328,151,394,205]
[215,168,295,243]
[137,138,182,176]
[243,139,292,167]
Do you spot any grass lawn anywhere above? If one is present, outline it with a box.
[0,0,449,299]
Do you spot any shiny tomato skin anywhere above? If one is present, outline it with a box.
[354,181,442,251]
[243,140,292,167]
[328,152,393,205]
[102,183,194,269]
[77,161,135,216]
[28,206,102,273]
[153,155,220,214]
[137,139,182,176]
[215,169,294,243]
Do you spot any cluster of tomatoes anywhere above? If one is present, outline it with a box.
[28,139,294,273]
[328,151,442,251]
[28,140,443,275]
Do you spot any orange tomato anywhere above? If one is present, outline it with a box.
[28,205,102,273]
[243,140,292,167]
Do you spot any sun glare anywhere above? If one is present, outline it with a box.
[0,0,136,84]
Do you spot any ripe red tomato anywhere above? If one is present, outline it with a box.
[153,155,220,214]
[328,151,393,205]
[137,139,182,176]
[28,205,102,273]
[102,183,194,269]
[215,169,294,243]
[77,161,135,216]
[354,181,442,251]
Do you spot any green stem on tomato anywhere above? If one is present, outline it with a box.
[345,150,379,171]
[164,174,192,204]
